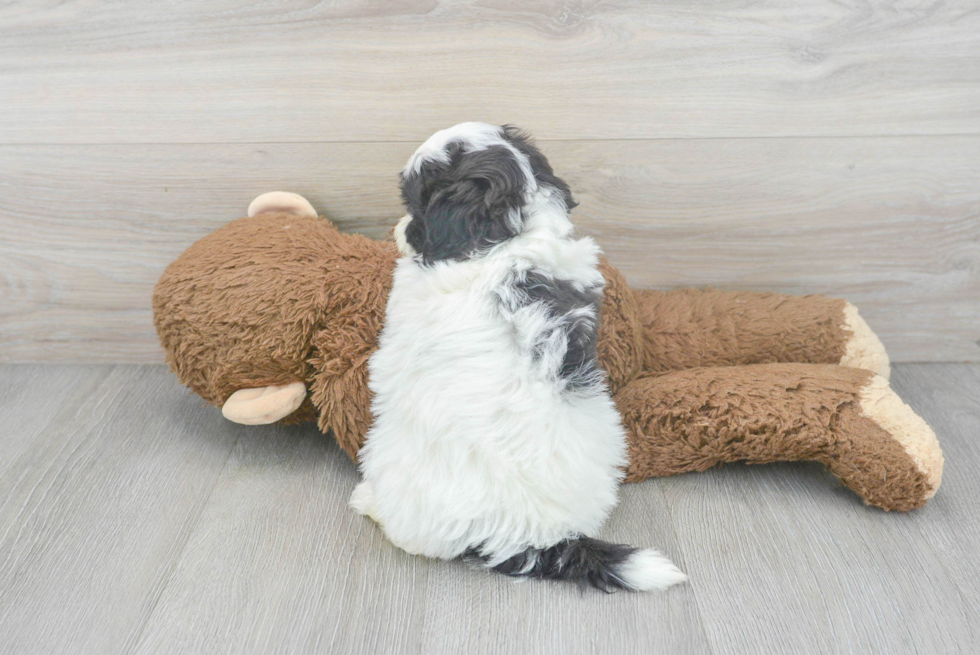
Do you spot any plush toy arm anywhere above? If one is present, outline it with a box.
[308,340,374,461]
[305,236,399,461]
[615,363,942,511]
[633,288,889,379]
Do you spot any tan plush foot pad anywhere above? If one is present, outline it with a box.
[247,191,317,219]
[859,375,943,499]
[222,382,308,425]
[840,302,891,380]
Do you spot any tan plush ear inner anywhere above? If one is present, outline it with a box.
[247,191,317,219]
[840,302,891,380]
[858,375,944,498]
[222,382,308,425]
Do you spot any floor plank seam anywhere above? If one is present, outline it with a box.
[121,430,244,655]
[411,557,433,655]
[0,367,118,577]
[891,367,980,633]
[658,484,716,655]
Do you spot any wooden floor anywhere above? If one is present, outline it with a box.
[0,362,976,654]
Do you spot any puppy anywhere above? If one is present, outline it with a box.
[351,123,686,592]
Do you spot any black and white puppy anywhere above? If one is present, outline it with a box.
[350,122,686,592]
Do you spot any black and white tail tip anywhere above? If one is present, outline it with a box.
[466,536,688,593]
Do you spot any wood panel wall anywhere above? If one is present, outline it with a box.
[1,1,978,363]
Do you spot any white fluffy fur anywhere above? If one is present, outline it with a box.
[618,550,689,591]
[352,194,624,565]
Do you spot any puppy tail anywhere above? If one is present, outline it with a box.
[466,536,687,593]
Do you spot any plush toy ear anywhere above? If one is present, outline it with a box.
[400,144,528,262]
[247,191,317,219]
[221,381,307,425]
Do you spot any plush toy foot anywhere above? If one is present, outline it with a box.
[247,191,317,219]
[840,302,891,380]
[617,363,943,511]
[857,374,943,500]
[221,382,308,425]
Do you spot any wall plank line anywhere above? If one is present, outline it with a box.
[0,1,977,143]
[1,137,976,363]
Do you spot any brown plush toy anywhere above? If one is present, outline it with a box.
[153,191,944,512]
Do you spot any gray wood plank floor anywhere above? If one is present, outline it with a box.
[0,363,977,654]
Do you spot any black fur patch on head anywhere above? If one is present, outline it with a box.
[507,270,604,393]
[465,536,639,593]
[400,124,577,263]
[501,125,577,213]
[400,142,528,263]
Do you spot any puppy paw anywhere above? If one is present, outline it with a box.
[350,482,381,523]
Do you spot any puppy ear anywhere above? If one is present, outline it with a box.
[400,143,528,262]
[502,125,577,211]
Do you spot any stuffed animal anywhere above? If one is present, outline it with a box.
[153,191,944,512]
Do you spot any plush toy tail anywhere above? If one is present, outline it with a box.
[466,536,687,593]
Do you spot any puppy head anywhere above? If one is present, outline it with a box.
[396,123,576,262]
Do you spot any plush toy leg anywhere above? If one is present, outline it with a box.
[632,288,890,379]
[222,382,308,425]
[616,363,942,511]
[247,191,317,219]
